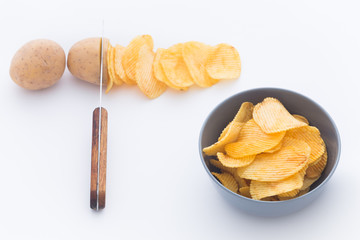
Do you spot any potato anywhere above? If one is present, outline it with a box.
[67,37,109,85]
[9,39,66,90]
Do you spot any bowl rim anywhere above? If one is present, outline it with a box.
[199,87,341,204]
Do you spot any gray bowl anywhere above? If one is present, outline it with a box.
[199,88,341,217]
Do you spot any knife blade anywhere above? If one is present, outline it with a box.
[90,22,108,210]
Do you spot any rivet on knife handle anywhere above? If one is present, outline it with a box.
[90,107,108,210]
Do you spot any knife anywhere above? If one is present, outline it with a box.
[90,23,108,210]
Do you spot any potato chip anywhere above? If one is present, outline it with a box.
[122,35,153,83]
[212,172,238,193]
[182,41,219,87]
[253,98,307,134]
[160,43,194,89]
[263,141,282,153]
[239,186,251,198]
[232,102,254,123]
[203,122,243,156]
[277,189,300,198]
[152,49,179,88]
[218,102,254,141]
[209,159,247,187]
[237,146,309,181]
[301,176,320,190]
[209,159,234,174]
[225,119,285,158]
[135,46,167,99]
[108,46,123,86]
[298,187,310,196]
[250,172,304,200]
[217,152,256,168]
[114,44,133,85]
[293,114,309,125]
[286,126,325,165]
[106,44,115,93]
[306,149,327,178]
[281,136,311,159]
[206,43,241,79]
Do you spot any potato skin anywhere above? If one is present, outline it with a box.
[67,37,109,85]
[9,39,66,90]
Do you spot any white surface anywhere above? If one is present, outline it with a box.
[0,0,358,239]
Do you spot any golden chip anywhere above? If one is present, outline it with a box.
[209,159,247,187]
[263,141,282,153]
[250,172,304,200]
[306,149,327,178]
[206,43,241,79]
[182,41,219,87]
[135,46,167,99]
[218,102,254,141]
[152,48,179,89]
[106,44,115,93]
[232,102,254,123]
[281,136,311,159]
[277,189,300,198]
[253,97,307,134]
[212,172,238,193]
[114,44,133,85]
[225,119,285,158]
[217,152,256,168]
[160,43,194,89]
[203,122,243,156]
[237,146,309,181]
[286,126,325,164]
[293,114,309,125]
[239,186,251,198]
[122,35,153,83]
[301,176,319,190]
[209,159,234,174]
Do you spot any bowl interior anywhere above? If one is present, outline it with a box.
[200,88,340,194]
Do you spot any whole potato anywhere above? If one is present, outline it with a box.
[9,39,66,90]
[67,37,109,85]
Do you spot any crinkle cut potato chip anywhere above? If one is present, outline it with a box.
[301,176,320,190]
[160,43,194,89]
[306,149,327,178]
[237,146,309,182]
[225,119,285,158]
[209,159,247,187]
[153,48,181,90]
[212,172,238,193]
[106,44,115,93]
[250,172,304,200]
[232,102,254,123]
[182,41,219,87]
[114,44,133,85]
[281,136,311,159]
[277,189,300,198]
[122,35,154,83]
[263,141,282,153]
[286,126,325,165]
[253,97,307,134]
[206,43,241,79]
[209,159,236,175]
[135,46,167,99]
[217,152,256,168]
[218,102,254,141]
[203,122,243,156]
[239,186,251,198]
[293,114,309,125]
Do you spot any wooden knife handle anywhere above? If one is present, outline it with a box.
[90,107,108,210]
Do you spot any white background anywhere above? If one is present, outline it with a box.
[0,0,358,239]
